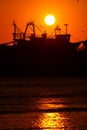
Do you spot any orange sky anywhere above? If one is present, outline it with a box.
[0,0,87,43]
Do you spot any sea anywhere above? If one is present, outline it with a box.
[0,76,87,130]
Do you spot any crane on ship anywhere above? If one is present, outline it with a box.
[13,21,24,40]
[13,21,46,42]
[23,22,35,40]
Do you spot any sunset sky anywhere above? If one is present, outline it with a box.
[0,0,87,43]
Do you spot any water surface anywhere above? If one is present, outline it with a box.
[0,77,87,129]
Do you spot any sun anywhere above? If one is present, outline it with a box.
[44,14,56,26]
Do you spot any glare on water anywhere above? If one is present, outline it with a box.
[37,112,65,129]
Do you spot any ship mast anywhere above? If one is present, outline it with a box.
[64,24,68,34]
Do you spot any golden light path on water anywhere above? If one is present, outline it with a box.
[34,98,72,129]
[40,112,64,129]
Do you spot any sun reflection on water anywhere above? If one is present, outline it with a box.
[34,98,71,129]
[37,98,65,110]
[40,112,65,129]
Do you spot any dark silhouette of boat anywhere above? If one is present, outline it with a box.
[0,21,87,76]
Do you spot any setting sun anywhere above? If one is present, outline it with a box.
[44,14,56,26]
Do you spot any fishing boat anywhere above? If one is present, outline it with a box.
[0,21,87,76]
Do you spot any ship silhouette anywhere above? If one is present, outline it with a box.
[0,21,87,76]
